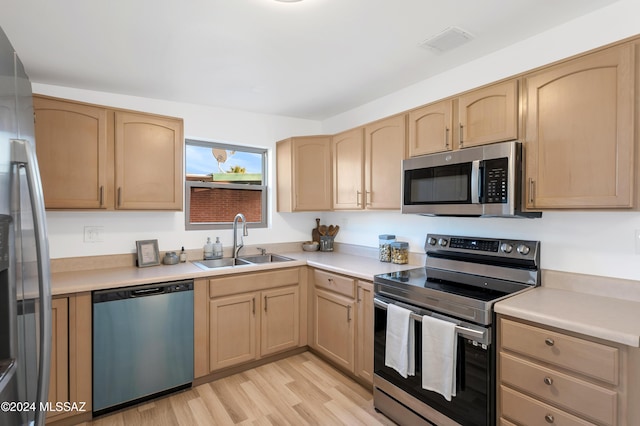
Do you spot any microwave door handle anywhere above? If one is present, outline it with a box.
[471,160,481,204]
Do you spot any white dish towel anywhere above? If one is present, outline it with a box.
[384,304,415,378]
[421,314,458,401]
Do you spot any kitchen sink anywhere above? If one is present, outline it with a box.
[192,257,252,270]
[237,253,294,264]
[191,253,294,270]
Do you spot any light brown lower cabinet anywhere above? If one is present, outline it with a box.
[46,293,92,424]
[48,297,69,418]
[194,268,306,377]
[355,280,374,384]
[498,315,640,426]
[310,269,374,387]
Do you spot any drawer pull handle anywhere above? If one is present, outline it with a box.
[544,414,554,423]
[545,338,555,346]
[328,278,333,284]
[544,376,553,386]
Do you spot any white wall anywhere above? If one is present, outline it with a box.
[38,0,640,281]
[319,0,640,281]
[35,84,323,259]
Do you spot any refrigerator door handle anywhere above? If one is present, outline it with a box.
[11,139,52,426]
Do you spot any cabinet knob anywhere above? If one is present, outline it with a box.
[544,414,554,423]
[545,338,555,346]
[544,376,553,386]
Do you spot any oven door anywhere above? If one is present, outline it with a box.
[373,296,494,426]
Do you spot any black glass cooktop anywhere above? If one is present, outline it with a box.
[376,267,510,303]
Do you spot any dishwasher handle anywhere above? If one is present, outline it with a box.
[131,287,166,297]
[93,280,193,303]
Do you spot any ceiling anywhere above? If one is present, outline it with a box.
[0,0,622,120]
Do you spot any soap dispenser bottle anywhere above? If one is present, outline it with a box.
[213,237,223,258]
[179,246,187,263]
[204,237,214,259]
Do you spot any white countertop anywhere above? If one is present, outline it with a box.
[51,250,418,295]
[495,270,640,347]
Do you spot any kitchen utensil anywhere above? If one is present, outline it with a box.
[319,236,334,252]
[318,225,328,236]
[312,218,321,242]
[329,225,340,236]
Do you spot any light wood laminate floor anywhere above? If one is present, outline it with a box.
[82,352,397,425]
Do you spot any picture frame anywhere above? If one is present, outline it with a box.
[136,239,160,267]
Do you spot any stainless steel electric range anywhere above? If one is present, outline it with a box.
[373,234,540,426]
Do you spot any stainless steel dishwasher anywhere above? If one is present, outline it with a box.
[92,280,194,416]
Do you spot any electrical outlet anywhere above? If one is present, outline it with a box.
[635,230,640,255]
[84,226,104,243]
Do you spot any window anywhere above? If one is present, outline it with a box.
[185,139,267,230]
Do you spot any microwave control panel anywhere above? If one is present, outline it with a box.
[483,157,508,203]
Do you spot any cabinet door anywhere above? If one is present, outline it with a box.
[33,97,108,209]
[458,80,518,148]
[333,128,364,209]
[408,100,453,156]
[355,281,374,385]
[114,111,183,210]
[260,286,300,357]
[292,136,332,211]
[209,293,257,371]
[525,44,634,209]
[365,115,406,209]
[47,298,69,420]
[313,288,355,372]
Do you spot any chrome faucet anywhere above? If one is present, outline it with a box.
[232,213,248,259]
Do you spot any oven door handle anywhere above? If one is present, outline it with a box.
[374,297,489,344]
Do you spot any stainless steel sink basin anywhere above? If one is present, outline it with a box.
[192,257,252,270]
[192,253,294,270]
[237,253,294,264]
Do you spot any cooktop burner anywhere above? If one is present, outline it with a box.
[377,268,511,303]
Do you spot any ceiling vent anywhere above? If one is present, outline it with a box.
[419,27,474,53]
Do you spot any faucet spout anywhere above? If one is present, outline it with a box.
[233,213,248,259]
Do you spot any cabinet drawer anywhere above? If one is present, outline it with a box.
[313,269,355,298]
[501,318,618,384]
[500,353,616,425]
[209,268,299,297]
[501,385,596,426]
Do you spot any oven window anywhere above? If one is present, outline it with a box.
[405,163,471,204]
[374,306,492,426]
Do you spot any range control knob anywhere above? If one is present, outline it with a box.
[427,237,437,246]
[438,238,448,247]
[517,244,531,255]
[500,243,513,253]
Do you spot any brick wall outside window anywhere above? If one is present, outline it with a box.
[189,187,262,223]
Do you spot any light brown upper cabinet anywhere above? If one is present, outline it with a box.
[333,115,406,210]
[34,97,109,209]
[524,43,635,209]
[33,95,184,210]
[408,99,453,156]
[114,112,183,210]
[332,128,364,209]
[276,136,332,212]
[458,79,518,149]
[408,80,518,157]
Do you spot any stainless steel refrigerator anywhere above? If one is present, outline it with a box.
[0,26,52,426]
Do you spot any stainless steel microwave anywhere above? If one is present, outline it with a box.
[402,140,540,217]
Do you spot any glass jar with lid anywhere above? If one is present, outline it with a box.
[390,241,409,264]
[378,234,396,262]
